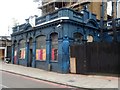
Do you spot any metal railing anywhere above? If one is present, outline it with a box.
[106,18,120,29]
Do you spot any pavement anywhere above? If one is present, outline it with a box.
[0,61,119,89]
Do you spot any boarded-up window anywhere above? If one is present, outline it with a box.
[14,41,17,55]
[50,33,58,61]
[36,35,46,61]
[19,40,26,59]
[14,41,17,63]
[73,32,83,44]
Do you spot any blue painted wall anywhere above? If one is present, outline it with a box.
[11,8,119,73]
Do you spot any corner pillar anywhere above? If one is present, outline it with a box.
[25,40,29,66]
[62,36,70,73]
[32,40,36,68]
[46,39,51,64]
[16,42,20,65]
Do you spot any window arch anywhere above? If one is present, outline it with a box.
[50,33,58,61]
[73,32,83,44]
[36,35,46,61]
[19,39,26,59]
[87,35,94,42]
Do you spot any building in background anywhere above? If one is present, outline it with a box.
[117,0,120,18]
[37,0,107,20]
[0,36,12,61]
[36,0,120,42]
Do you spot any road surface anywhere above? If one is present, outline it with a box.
[0,71,85,90]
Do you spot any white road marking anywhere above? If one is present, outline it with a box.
[0,84,9,88]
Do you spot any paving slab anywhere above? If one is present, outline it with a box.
[0,61,119,89]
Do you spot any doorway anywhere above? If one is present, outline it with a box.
[29,49,33,67]
[29,38,33,67]
[70,44,87,74]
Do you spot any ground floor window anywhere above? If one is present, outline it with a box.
[50,33,58,61]
[19,48,25,59]
[19,40,26,59]
[36,35,46,61]
[14,41,17,63]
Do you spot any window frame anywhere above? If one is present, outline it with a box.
[73,32,83,44]
[19,40,26,59]
[50,33,58,62]
[36,35,46,61]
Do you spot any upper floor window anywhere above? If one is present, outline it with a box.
[87,35,94,42]
[36,35,46,61]
[73,32,83,44]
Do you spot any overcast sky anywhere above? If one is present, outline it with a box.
[0,1,113,36]
[0,0,40,36]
